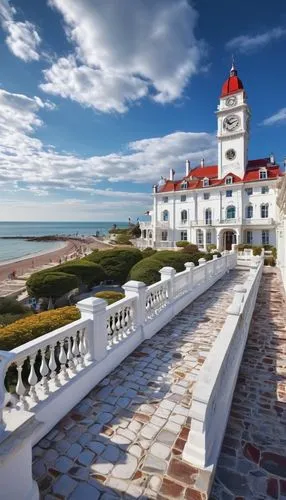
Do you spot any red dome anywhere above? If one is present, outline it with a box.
[221,64,244,97]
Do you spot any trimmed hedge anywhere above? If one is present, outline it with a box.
[87,248,143,284]
[54,260,106,288]
[0,297,29,315]
[95,291,125,305]
[182,244,199,254]
[130,250,204,285]
[0,306,80,351]
[27,272,79,300]
[176,241,189,248]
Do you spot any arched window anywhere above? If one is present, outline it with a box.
[225,176,233,185]
[143,230,147,239]
[162,210,169,221]
[261,203,269,218]
[196,229,203,245]
[205,208,212,225]
[246,205,253,219]
[181,210,187,223]
[203,177,209,187]
[148,231,152,239]
[259,168,267,180]
[226,205,236,219]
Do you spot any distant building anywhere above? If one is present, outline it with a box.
[138,63,284,251]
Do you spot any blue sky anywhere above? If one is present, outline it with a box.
[0,0,285,221]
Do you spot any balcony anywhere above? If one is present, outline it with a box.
[242,217,274,226]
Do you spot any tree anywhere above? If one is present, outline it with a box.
[87,248,142,284]
[27,272,79,300]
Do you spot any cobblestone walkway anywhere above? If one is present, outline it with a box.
[32,269,247,500]
[211,268,286,500]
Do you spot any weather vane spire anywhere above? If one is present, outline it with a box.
[230,55,237,76]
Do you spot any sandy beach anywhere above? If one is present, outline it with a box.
[0,239,81,283]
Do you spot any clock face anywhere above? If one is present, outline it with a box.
[225,96,237,107]
[226,149,236,161]
[223,114,240,131]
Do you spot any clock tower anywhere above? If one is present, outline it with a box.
[217,63,251,179]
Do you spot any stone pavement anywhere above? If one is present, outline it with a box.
[211,268,286,500]
[32,268,247,500]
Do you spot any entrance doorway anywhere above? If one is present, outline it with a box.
[224,231,236,250]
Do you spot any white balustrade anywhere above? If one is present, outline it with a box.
[145,280,168,321]
[106,297,136,349]
[173,270,189,298]
[4,319,90,412]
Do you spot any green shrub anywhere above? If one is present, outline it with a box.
[27,272,79,300]
[0,312,33,327]
[264,256,276,267]
[142,248,157,259]
[0,306,80,351]
[176,241,189,248]
[252,246,262,256]
[203,253,213,261]
[213,251,222,258]
[87,248,143,284]
[95,291,125,305]
[271,247,277,259]
[0,297,29,315]
[207,244,217,252]
[115,233,132,245]
[53,260,106,288]
[182,244,199,254]
[130,250,203,285]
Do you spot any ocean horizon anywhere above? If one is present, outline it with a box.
[0,221,128,262]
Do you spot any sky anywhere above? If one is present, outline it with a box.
[0,0,285,222]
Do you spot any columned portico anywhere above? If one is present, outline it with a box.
[217,227,241,251]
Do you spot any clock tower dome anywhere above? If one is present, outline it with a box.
[217,62,251,179]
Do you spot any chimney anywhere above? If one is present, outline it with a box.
[152,184,157,193]
[201,158,205,167]
[269,153,275,165]
[169,168,175,181]
[185,159,191,176]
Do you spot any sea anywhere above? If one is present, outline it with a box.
[0,221,128,263]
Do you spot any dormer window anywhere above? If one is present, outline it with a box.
[259,168,267,180]
[181,181,188,190]
[225,176,233,185]
[203,177,209,187]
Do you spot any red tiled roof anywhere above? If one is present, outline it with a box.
[157,159,283,193]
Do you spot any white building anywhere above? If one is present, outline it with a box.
[277,175,286,290]
[139,64,284,251]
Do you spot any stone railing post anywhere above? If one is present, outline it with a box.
[77,297,107,362]
[227,285,246,316]
[123,280,146,327]
[159,266,176,301]
[184,262,195,290]
[198,257,207,283]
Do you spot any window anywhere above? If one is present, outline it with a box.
[203,193,210,200]
[226,190,232,197]
[181,210,188,223]
[181,231,188,241]
[196,229,203,245]
[181,195,186,202]
[163,196,168,203]
[259,169,267,180]
[261,186,269,194]
[261,203,269,218]
[245,205,253,218]
[162,209,169,221]
[225,176,233,185]
[143,230,147,239]
[181,181,188,190]
[245,188,253,195]
[246,231,253,244]
[205,208,212,225]
[206,231,212,244]
[262,230,269,245]
[226,206,236,219]
[203,177,209,187]
[161,231,168,241]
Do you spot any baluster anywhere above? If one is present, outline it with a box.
[16,359,28,410]
[111,314,117,344]
[28,353,39,404]
[59,339,69,380]
[67,336,77,374]
[115,310,122,341]
[129,304,135,331]
[49,344,60,387]
[78,329,87,368]
[40,347,50,395]
[72,333,80,367]
[107,316,113,348]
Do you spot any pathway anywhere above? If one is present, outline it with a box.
[32,268,247,500]
[211,268,286,500]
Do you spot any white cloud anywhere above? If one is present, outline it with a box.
[41,0,205,112]
[0,0,41,61]
[226,27,286,54]
[261,107,286,126]
[0,87,216,219]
